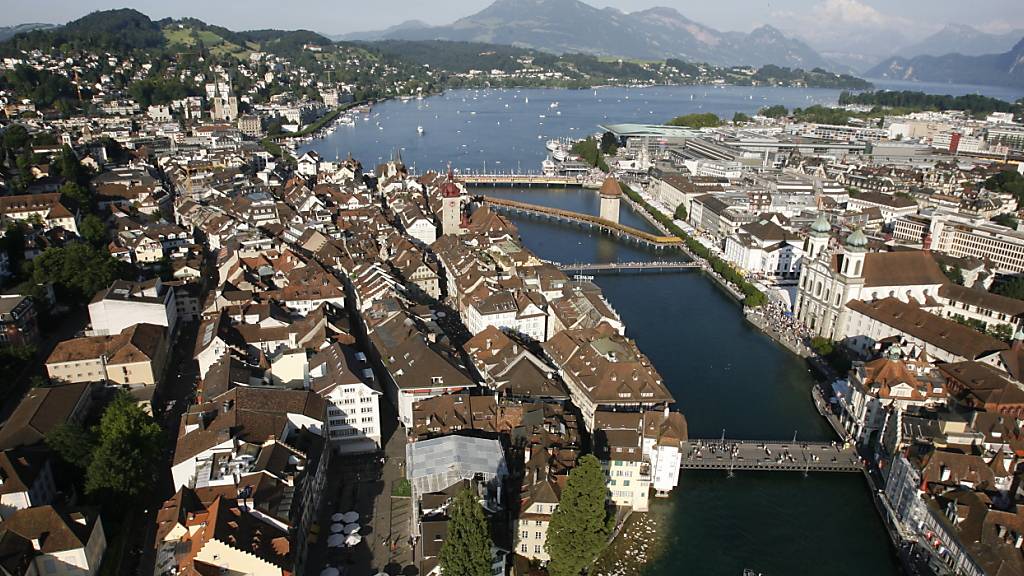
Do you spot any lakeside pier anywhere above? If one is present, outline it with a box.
[681,439,863,473]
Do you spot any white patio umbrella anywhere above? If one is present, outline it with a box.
[320,568,340,576]
[343,523,360,535]
[331,513,344,522]
[330,523,344,533]
[345,533,362,546]
[341,511,359,523]
[327,534,345,547]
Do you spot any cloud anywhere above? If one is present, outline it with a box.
[977,18,1024,34]
[811,0,886,27]
[771,0,926,53]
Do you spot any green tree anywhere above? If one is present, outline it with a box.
[599,131,618,155]
[546,454,610,576]
[28,243,126,303]
[79,214,108,246]
[759,105,788,118]
[46,423,96,471]
[1,223,26,278]
[673,204,688,221]
[59,180,93,210]
[811,337,834,357]
[570,138,608,172]
[989,323,1014,341]
[939,263,965,286]
[438,489,493,576]
[2,124,30,152]
[993,213,1019,229]
[733,112,752,123]
[984,170,1024,205]
[994,277,1024,301]
[85,392,163,498]
[53,146,88,185]
[666,112,722,128]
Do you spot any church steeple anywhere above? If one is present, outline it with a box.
[807,212,831,260]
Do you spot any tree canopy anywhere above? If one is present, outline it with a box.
[85,392,164,497]
[438,489,493,576]
[666,112,722,128]
[994,277,1024,302]
[28,243,128,304]
[759,105,788,118]
[128,77,197,108]
[984,170,1024,206]
[839,90,1017,116]
[571,138,609,172]
[46,423,96,472]
[545,454,610,576]
[0,66,78,108]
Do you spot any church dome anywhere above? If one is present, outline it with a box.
[810,213,831,234]
[845,228,868,249]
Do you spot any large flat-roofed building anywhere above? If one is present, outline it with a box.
[928,215,1024,274]
[88,279,177,337]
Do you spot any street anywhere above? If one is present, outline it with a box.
[129,321,201,576]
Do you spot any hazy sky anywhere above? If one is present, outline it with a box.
[2,0,1021,47]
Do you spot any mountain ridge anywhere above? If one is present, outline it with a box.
[896,24,1024,59]
[352,0,835,70]
[866,38,1024,89]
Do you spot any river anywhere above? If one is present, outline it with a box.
[305,86,914,574]
[483,187,899,575]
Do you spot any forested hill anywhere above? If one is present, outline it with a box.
[0,9,333,58]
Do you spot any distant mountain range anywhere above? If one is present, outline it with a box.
[896,24,1024,59]
[866,38,1024,89]
[0,23,55,42]
[340,0,834,70]
[332,20,430,42]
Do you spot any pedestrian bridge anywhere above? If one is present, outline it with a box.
[553,261,700,274]
[681,440,863,473]
[480,196,684,249]
[462,174,593,187]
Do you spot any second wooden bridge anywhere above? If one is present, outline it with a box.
[480,196,684,249]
